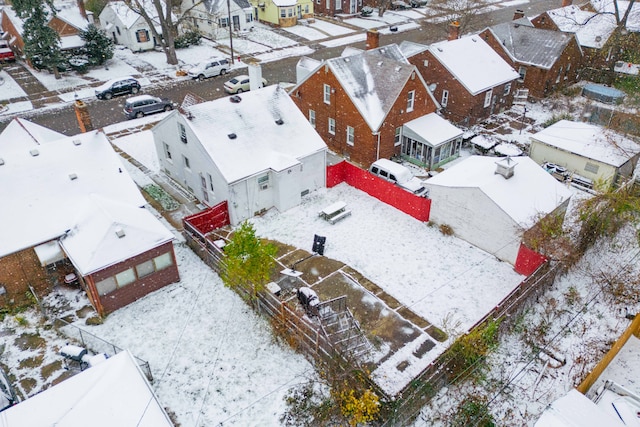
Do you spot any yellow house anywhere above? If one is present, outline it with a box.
[251,0,313,27]
[529,120,640,190]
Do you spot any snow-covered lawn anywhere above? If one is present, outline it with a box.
[0,70,27,101]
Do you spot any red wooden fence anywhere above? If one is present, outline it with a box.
[183,201,230,235]
[514,243,547,276]
[327,161,431,221]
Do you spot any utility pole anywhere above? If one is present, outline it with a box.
[227,0,234,64]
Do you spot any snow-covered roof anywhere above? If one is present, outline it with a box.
[0,117,65,149]
[546,5,617,49]
[591,0,640,32]
[327,46,418,131]
[1,7,24,34]
[179,85,326,184]
[398,40,429,58]
[531,120,640,167]
[425,155,572,228]
[273,0,297,6]
[403,113,463,146]
[60,34,84,50]
[0,128,145,258]
[0,350,174,427]
[428,35,519,95]
[486,22,580,69]
[54,0,90,31]
[202,0,251,12]
[102,0,165,29]
[60,195,174,276]
[534,389,626,427]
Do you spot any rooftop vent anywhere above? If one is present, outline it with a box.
[69,173,78,180]
[30,149,39,157]
[0,158,4,166]
[230,95,242,103]
[115,228,125,238]
[186,111,194,120]
[228,133,237,139]
[275,118,284,125]
[495,156,517,179]
[72,139,82,146]
[471,37,477,42]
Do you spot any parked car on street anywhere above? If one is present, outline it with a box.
[95,77,141,100]
[188,58,230,81]
[409,0,428,7]
[123,95,174,119]
[369,159,429,197]
[223,75,267,94]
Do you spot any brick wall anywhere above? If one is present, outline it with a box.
[0,249,52,308]
[291,65,437,167]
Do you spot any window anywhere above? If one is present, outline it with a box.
[565,63,571,80]
[116,26,121,35]
[407,90,415,112]
[423,59,429,67]
[324,84,331,104]
[280,8,286,17]
[518,66,526,82]
[183,155,191,170]
[584,162,600,174]
[503,83,511,96]
[441,90,449,107]
[305,4,309,12]
[207,173,214,191]
[200,174,207,189]
[153,253,173,271]
[288,7,293,16]
[178,123,187,144]
[326,0,330,8]
[346,126,354,145]
[328,118,336,135]
[164,143,172,160]
[483,89,493,108]
[258,174,269,190]
[95,276,117,296]
[246,13,253,23]
[115,268,136,287]
[136,260,155,278]
[220,17,229,27]
[394,127,401,146]
[556,66,563,83]
[135,29,149,43]
[335,0,340,8]
[309,109,316,128]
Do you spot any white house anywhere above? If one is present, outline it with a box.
[424,156,572,268]
[529,120,640,189]
[151,85,327,225]
[99,0,165,51]
[180,0,254,40]
[0,350,174,427]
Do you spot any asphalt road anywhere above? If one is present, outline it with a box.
[0,0,557,135]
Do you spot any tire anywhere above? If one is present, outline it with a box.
[220,69,227,76]
[131,86,139,94]
[104,92,113,100]
[198,74,205,81]
[135,111,144,118]
[236,88,243,94]
[164,105,173,112]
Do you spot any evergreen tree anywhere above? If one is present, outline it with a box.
[80,24,114,66]
[12,0,64,78]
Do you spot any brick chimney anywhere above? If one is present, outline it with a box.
[77,0,88,20]
[513,9,525,20]
[561,0,572,6]
[366,29,379,50]
[448,21,460,41]
[74,99,93,133]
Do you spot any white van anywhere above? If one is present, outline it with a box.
[369,159,429,197]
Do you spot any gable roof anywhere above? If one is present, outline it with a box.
[174,85,326,184]
[545,5,617,48]
[0,350,174,427]
[60,195,174,276]
[398,40,429,58]
[101,0,166,29]
[428,35,519,95]
[0,128,145,258]
[200,0,251,13]
[403,113,463,146]
[327,46,420,131]
[532,120,640,166]
[486,22,581,69]
[0,117,65,148]
[54,0,90,31]
[425,155,571,228]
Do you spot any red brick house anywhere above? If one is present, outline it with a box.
[479,20,583,99]
[314,0,361,16]
[399,27,519,126]
[289,33,439,167]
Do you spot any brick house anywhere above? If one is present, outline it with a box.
[314,0,362,16]
[399,25,519,127]
[0,120,179,316]
[530,3,617,69]
[479,18,583,99]
[289,32,439,168]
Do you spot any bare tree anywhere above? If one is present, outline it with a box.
[428,0,488,36]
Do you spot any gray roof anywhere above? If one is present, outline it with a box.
[488,22,579,69]
[328,46,416,132]
[202,0,250,13]
[398,40,429,58]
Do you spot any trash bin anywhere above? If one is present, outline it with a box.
[312,234,326,255]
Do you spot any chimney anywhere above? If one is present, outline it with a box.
[561,0,572,6]
[495,157,517,179]
[448,21,460,41]
[513,9,525,20]
[74,99,93,133]
[366,29,379,50]
[77,0,88,20]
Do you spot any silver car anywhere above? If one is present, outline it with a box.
[123,95,174,119]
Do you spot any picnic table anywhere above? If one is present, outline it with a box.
[319,201,351,224]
